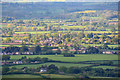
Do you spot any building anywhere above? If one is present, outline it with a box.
[40,68,47,73]
[40,65,47,73]
[13,61,23,64]
[103,51,114,54]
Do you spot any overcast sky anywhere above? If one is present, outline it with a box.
[1,0,120,2]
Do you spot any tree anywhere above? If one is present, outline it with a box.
[87,33,93,38]
[34,45,41,54]
[67,67,80,74]
[87,47,99,54]
[3,46,20,53]
[28,33,32,40]
[63,53,75,57]
[47,64,58,73]
[102,44,109,49]
[59,66,67,73]
[2,66,10,75]
[5,38,12,43]
[2,55,10,61]
[20,46,29,52]
[56,49,61,54]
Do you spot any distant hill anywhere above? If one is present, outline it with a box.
[2,2,118,19]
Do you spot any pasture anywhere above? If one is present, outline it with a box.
[2,74,42,78]
[41,74,74,78]
[92,66,118,69]
[2,74,75,78]
[14,31,118,34]
[15,31,50,34]
[10,54,118,62]
[10,63,91,69]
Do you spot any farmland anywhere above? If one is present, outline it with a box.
[9,63,91,69]
[2,74,42,78]
[10,54,118,62]
[1,2,119,78]
[3,54,119,78]
[92,66,118,69]
[14,31,118,34]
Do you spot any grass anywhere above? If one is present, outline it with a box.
[64,26,86,29]
[90,17,104,19]
[0,45,35,47]
[2,74,75,78]
[108,45,118,48]
[2,74,42,78]
[92,66,118,69]
[10,54,118,62]
[81,44,118,48]
[41,74,74,78]
[84,31,118,34]
[15,31,50,34]
[14,31,118,34]
[10,63,91,69]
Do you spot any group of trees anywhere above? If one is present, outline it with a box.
[2,64,119,77]
[20,56,49,64]
[3,44,119,56]
[2,55,11,61]
[3,46,27,53]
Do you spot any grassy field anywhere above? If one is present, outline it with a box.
[10,54,118,62]
[41,74,75,78]
[14,31,118,34]
[81,44,118,48]
[3,54,119,78]
[2,74,75,78]
[10,63,91,69]
[92,66,118,69]
[15,31,50,34]
[0,44,118,48]
[64,26,86,29]
[2,74,42,78]
[0,45,35,47]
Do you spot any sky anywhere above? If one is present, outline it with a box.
[1,0,120,2]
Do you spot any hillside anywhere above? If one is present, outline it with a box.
[2,2,118,19]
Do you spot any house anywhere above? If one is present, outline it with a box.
[2,62,10,65]
[40,65,47,73]
[103,51,114,54]
[40,68,47,73]
[15,52,20,55]
[21,52,33,55]
[13,61,23,64]
[14,40,22,43]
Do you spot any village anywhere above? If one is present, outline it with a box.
[1,2,119,78]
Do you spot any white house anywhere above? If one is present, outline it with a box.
[40,68,47,73]
[13,61,23,64]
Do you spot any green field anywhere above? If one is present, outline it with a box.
[41,74,75,78]
[10,54,118,62]
[64,26,86,29]
[81,44,118,48]
[14,31,118,34]
[2,74,76,78]
[92,66,118,69]
[0,44,118,48]
[2,74,42,78]
[15,31,50,34]
[1,44,118,49]
[0,45,35,47]
[10,63,91,69]
[4,54,119,78]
